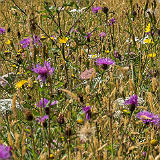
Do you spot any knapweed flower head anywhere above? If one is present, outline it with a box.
[20,36,41,48]
[124,95,138,113]
[0,27,5,34]
[92,6,101,13]
[83,106,91,120]
[33,35,41,46]
[20,37,32,48]
[99,32,106,37]
[109,18,115,26]
[137,111,160,126]
[0,144,11,159]
[124,95,138,106]
[32,61,54,82]
[36,98,49,108]
[95,58,115,69]
[36,98,58,108]
[36,115,48,123]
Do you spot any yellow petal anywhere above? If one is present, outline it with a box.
[5,40,11,45]
[58,36,68,43]
[147,53,156,58]
[15,80,28,88]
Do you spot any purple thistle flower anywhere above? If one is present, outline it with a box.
[92,6,101,13]
[124,95,138,106]
[99,32,106,37]
[0,144,11,159]
[36,115,49,123]
[33,35,41,46]
[137,111,160,126]
[124,95,138,113]
[32,61,54,82]
[0,27,6,34]
[95,58,115,69]
[109,18,115,26]
[20,37,32,48]
[36,98,49,108]
[83,106,91,120]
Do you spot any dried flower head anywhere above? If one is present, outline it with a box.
[80,68,95,80]
[78,122,95,142]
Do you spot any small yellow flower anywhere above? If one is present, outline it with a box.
[144,38,154,44]
[105,50,110,53]
[49,154,54,158]
[58,36,68,43]
[17,72,21,75]
[40,35,46,40]
[150,139,158,146]
[92,54,97,58]
[145,23,151,33]
[15,80,28,88]
[122,109,131,115]
[147,53,156,58]
[77,119,84,124]
[5,40,11,45]
[12,65,17,68]
[50,36,54,40]
[18,49,23,53]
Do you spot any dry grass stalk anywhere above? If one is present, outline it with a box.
[85,85,90,95]
[14,132,20,150]
[7,131,13,147]
[12,93,18,120]
[128,79,135,94]
[21,130,26,159]
[147,92,155,113]
[61,89,80,102]
[152,77,158,93]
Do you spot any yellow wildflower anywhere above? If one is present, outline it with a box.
[144,38,154,44]
[77,119,84,124]
[15,80,28,88]
[5,40,11,45]
[12,65,17,68]
[49,154,54,158]
[145,23,151,33]
[40,35,46,40]
[105,50,110,53]
[147,53,156,58]
[18,49,23,53]
[58,36,68,43]
[150,139,158,146]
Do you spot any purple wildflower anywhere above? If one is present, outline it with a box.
[83,106,91,120]
[109,18,115,26]
[32,61,54,82]
[124,95,138,113]
[20,37,32,48]
[99,32,106,37]
[33,35,41,46]
[36,98,49,108]
[114,51,121,60]
[0,27,5,34]
[124,95,138,106]
[95,58,115,69]
[36,115,49,123]
[51,100,58,106]
[92,6,101,13]
[0,144,11,159]
[137,111,160,126]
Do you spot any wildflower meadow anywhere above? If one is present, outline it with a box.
[0,0,160,159]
